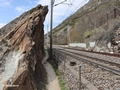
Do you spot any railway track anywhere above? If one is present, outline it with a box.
[55,47,120,75]
[53,47,120,90]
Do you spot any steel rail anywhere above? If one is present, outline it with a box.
[55,48,120,76]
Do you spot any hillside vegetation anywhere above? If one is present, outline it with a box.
[45,0,120,52]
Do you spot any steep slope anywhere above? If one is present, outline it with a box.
[50,0,120,52]
[0,5,48,90]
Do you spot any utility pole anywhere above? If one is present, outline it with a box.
[49,0,71,59]
[47,25,49,46]
[49,0,53,59]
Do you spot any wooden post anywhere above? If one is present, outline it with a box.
[106,13,109,25]
[114,8,116,18]
[57,55,59,61]
[63,61,65,74]
[100,17,102,25]
[79,66,81,90]
[107,13,108,21]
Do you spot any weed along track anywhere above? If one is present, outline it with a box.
[53,47,120,90]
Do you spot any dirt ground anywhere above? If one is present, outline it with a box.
[42,51,61,90]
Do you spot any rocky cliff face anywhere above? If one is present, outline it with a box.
[112,28,120,54]
[50,0,120,52]
[0,5,48,90]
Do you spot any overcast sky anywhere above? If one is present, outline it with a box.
[0,0,89,33]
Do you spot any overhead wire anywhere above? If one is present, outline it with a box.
[60,0,75,21]
[47,0,69,30]
[61,0,88,21]
[52,0,74,26]
[53,0,72,7]
[48,0,89,29]
[48,0,120,32]
[72,0,87,13]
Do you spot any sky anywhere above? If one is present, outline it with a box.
[0,0,89,33]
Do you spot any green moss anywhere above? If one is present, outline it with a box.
[63,28,67,32]
[68,20,75,26]
[83,30,91,38]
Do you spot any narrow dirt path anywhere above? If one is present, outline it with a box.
[42,51,61,90]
